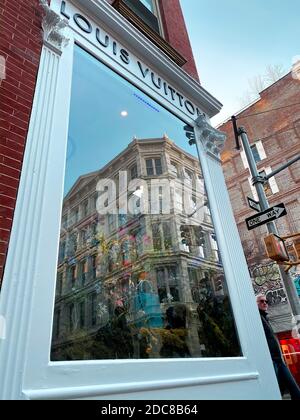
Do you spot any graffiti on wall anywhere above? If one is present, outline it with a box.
[251,262,287,306]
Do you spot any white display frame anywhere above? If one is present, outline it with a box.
[0,0,280,400]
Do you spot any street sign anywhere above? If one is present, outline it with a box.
[246,203,287,231]
[247,197,261,213]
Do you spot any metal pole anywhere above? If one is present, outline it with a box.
[239,126,300,317]
[265,155,300,180]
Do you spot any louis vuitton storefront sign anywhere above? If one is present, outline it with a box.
[59,0,203,118]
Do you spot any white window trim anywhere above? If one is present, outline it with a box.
[256,140,267,160]
[241,140,266,169]
[152,0,165,38]
[0,0,280,400]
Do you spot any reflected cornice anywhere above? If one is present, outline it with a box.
[195,115,227,160]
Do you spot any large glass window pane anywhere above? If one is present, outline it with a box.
[139,0,155,13]
[51,45,241,361]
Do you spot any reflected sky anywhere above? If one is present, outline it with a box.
[65,46,196,195]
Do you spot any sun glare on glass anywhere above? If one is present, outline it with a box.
[121,111,128,117]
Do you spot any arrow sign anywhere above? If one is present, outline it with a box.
[246,203,287,231]
[247,197,261,213]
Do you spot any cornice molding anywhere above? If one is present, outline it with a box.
[40,0,70,55]
[195,114,227,159]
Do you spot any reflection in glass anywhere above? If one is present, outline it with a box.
[51,46,241,361]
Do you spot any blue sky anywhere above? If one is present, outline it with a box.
[180,0,300,125]
[65,46,194,194]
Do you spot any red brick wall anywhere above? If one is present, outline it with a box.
[0,0,43,282]
[158,0,199,82]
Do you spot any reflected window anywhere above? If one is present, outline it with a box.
[156,266,179,303]
[130,164,138,180]
[251,144,261,164]
[80,259,88,285]
[56,272,63,296]
[69,304,75,332]
[152,223,162,251]
[79,300,85,329]
[146,158,163,176]
[82,200,89,217]
[51,45,241,361]
[69,266,76,288]
[53,309,61,339]
[90,293,97,327]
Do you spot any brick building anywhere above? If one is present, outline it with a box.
[219,72,300,383]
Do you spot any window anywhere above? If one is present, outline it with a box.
[130,164,138,180]
[123,0,161,34]
[152,223,162,251]
[51,45,241,361]
[80,259,88,285]
[69,265,76,287]
[56,272,63,296]
[251,144,261,164]
[91,255,97,280]
[90,293,97,327]
[241,140,266,169]
[80,227,88,246]
[79,301,85,329]
[156,266,179,303]
[155,158,162,175]
[146,159,154,175]
[158,186,163,214]
[163,222,172,250]
[58,241,66,264]
[210,233,221,263]
[146,158,162,176]
[53,309,61,339]
[69,304,75,332]
[83,200,89,217]
[68,232,78,256]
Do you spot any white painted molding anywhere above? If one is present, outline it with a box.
[0,44,64,400]
[40,0,69,55]
[23,372,259,400]
[195,115,227,160]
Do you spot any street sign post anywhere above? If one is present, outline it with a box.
[247,196,261,213]
[246,203,287,231]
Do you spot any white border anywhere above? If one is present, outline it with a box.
[0,0,280,400]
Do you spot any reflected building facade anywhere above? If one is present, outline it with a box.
[52,136,237,360]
